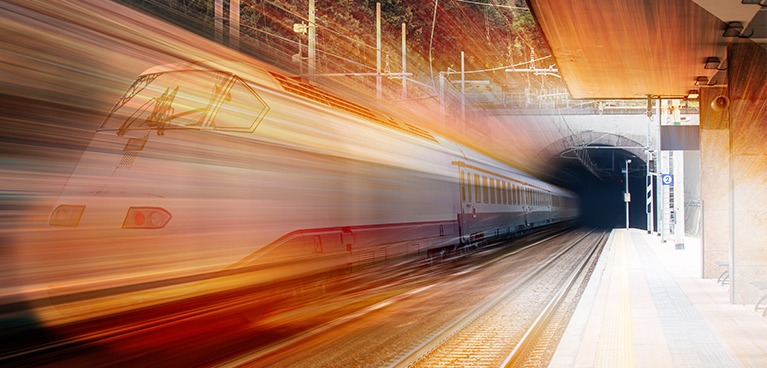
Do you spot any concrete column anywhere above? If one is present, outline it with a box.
[673,150,685,248]
[700,86,730,279]
[728,42,767,304]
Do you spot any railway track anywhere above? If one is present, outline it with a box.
[386,229,607,368]
[4,227,602,368]
[221,228,605,368]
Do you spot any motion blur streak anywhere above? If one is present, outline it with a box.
[1,1,577,366]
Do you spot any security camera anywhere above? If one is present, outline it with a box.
[711,95,729,112]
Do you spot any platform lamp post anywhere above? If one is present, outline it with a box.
[625,159,632,229]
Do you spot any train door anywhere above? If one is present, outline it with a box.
[458,168,471,244]
[523,186,530,228]
[342,227,354,272]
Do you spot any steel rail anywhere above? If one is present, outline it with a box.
[386,229,595,368]
[499,230,607,367]
[219,230,571,368]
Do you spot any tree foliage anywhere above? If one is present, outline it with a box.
[116,0,553,89]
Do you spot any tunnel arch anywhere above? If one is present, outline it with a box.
[540,131,650,230]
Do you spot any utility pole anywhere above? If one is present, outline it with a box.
[308,0,316,80]
[402,23,407,100]
[230,0,240,49]
[439,71,445,117]
[461,51,465,124]
[214,0,223,44]
[625,159,632,229]
[376,2,382,101]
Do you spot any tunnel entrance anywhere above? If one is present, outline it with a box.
[545,145,649,230]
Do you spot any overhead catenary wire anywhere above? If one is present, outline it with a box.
[455,0,530,10]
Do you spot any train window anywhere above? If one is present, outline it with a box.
[467,172,472,202]
[512,184,516,205]
[101,71,269,134]
[212,77,269,132]
[482,176,489,204]
[499,182,504,204]
[474,174,481,203]
[522,188,525,205]
[505,182,510,205]
[527,188,530,205]
[495,180,500,204]
[501,182,506,204]
[460,171,466,202]
[489,178,496,204]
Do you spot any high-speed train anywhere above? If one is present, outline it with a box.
[46,60,578,320]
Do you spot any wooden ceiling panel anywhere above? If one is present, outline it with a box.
[528,0,728,99]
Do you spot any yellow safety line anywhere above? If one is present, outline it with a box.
[595,231,634,368]
[620,231,634,368]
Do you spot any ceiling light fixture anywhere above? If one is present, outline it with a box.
[705,57,721,69]
[723,22,744,37]
[741,0,767,6]
[695,76,709,86]
[687,90,699,99]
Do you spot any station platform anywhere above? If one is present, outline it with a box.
[550,229,767,368]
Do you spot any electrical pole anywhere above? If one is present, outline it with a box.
[461,51,465,124]
[376,2,382,101]
[214,0,223,44]
[230,0,240,49]
[402,23,407,100]
[308,0,316,80]
[626,159,632,229]
[439,71,445,117]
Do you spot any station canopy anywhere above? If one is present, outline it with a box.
[527,0,765,99]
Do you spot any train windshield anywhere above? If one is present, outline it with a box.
[99,70,267,134]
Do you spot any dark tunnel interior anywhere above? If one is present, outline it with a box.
[545,146,650,230]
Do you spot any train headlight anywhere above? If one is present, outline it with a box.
[122,207,171,229]
[49,205,86,227]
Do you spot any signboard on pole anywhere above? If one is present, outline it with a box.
[661,174,674,185]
